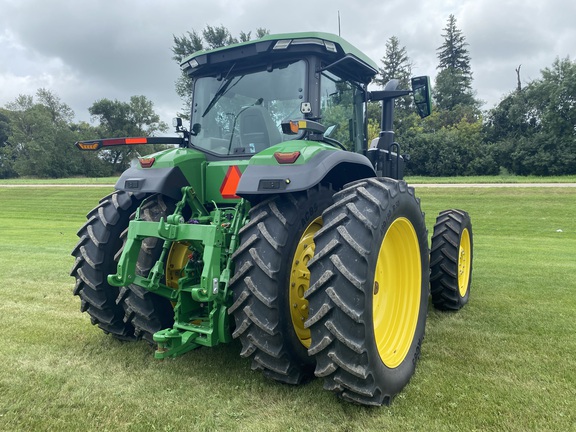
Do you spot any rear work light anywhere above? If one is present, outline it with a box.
[273,39,292,50]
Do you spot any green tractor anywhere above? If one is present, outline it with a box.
[71,32,473,406]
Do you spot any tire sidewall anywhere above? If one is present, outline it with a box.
[363,182,429,395]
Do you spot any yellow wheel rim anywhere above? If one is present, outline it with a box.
[166,242,191,290]
[458,228,471,297]
[373,217,421,369]
[290,217,322,348]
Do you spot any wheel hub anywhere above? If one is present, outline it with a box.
[458,228,471,297]
[290,217,322,348]
[373,217,421,369]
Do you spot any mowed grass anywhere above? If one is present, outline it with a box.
[0,185,574,431]
[407,175,576,184]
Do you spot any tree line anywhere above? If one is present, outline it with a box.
[0,93,167,178]
[380,15,576,176]
[0,21,574,178]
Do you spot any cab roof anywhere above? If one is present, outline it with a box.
[181,32,378,84]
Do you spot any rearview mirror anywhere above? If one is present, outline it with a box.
[411,76,432,118]
[324,124,338,138]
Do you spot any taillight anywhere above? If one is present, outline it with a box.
[274,151,300,164]
[139,157,155,168]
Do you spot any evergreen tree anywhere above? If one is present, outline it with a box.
[434,15,478,111]
[375,36,412,89]
[437,15,472,77]
[369,36,413,140]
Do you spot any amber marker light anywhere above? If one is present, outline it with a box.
[77,142,100,150]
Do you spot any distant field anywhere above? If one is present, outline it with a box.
[0,177,118,185]
[0,186,574,431]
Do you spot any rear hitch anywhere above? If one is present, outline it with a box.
[108,186,249,358]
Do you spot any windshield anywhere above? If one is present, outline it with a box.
[190,60,306,155]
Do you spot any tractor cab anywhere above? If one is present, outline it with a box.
[181,33,380,157]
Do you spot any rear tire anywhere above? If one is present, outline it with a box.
[430,209,473,311]
[305,178,429,406]
[70,191,142,340]
[229,185,334,384]
[120,195,175,345]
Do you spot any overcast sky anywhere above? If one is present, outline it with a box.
[1,0,574,127]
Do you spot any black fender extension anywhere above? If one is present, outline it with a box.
[236,150,376,199]
[114,166,190,200]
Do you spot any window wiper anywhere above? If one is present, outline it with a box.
[202,78,233,118]
[202,63,239,118]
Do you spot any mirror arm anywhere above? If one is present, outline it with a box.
[368,89,411,102]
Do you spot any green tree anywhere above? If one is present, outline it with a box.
[434,15,479,112]
[437,15,471,75]
[485,57,576,175]
[368,36,414,142]
[397,14,485,176]
[399,111,488,176]
[37,88,74,123]
[172,25,270,113]
[375,36,412,89]
[2,90,97,178]
[88,95,168,171]
[0,109,16,178]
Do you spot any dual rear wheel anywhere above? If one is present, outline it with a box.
[303,178,430,405]
[230,178,472,405]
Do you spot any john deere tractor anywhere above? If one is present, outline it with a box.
[71,32,473,406]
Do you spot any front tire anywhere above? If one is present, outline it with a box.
[430,209,473,311]
[305,178,429,406]
[229,185,334,384]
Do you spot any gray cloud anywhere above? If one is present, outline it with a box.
[0,0,574,124]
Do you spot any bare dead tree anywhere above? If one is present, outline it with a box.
[515,64,522,92]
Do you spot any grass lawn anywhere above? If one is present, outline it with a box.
[406,175,576,184]
[0,185,574,431]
